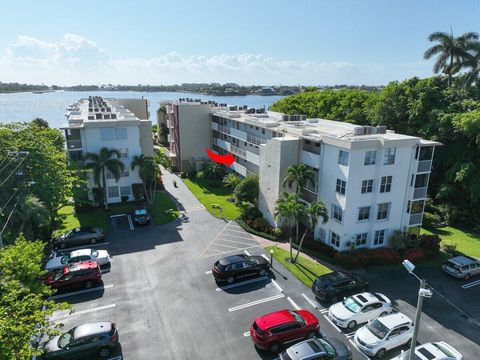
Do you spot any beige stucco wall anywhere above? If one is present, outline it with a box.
[139,120,154,157]
[114,98,149,120]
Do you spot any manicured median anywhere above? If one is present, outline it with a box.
[182,177,241,220]
[266,245,332,288]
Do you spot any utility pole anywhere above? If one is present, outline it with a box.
[409,279,426,360]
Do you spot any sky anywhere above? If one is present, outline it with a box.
[0,0,478,86]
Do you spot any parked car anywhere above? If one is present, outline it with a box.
[131,206,151,225]
[311,271,368,303]
[250,309,320,353]
[53,227,105,249]
[442,255,480,280]
[43,321,118,359]
[354,312,413,359]
[43,260,102,290]
[389,341,463,360]
[45,248,110,272]
[328,292,393,330]
[279,337,352,360]
[212,254,270,283]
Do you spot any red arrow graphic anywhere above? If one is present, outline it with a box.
[205,148,235,167]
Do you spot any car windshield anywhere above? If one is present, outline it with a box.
[343,297,362,313]
[65,231,73,239]
[290,311,305,325]
[91,250,98,257]
[135,209,147,215]
[367,319,389,339]
[249,257,259,264]
[60,255,70,264]
[432,343,456,357]
[318,338,336,356]
[57,328,75,348]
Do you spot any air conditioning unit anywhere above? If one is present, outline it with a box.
[354,127,364,135]
[363,126,372,134]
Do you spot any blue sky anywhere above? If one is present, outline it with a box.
[0,0,478,85]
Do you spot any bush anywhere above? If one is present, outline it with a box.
[253,217,269,232]
[334,248,401,269]
[423,212,442,228]
[402,248,425,263]
[121,196,129,203]
[302,239,336,258]
[180,172,187,179]
[418,234,441,258]
[234,175,259,205]
[237,219,279,240]
[241,206,262,221]
[389,230,409,250]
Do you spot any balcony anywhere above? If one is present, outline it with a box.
[230,145,246,158]
[211,122,218,131]
[231,162,247,177]
[230,128,247,141]
[246,151,260,166]
[66,139,82,150]
[300,150,320,169]
[300,188,317,203]
[409,213,423,226]
[413,187,428,200]
[218,125,230,135]
[216,138,231,152]
[247,134,267,146]
[417,160,432,173]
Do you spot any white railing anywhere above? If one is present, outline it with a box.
[218,125,230,135]
[417,160,432,173]
[300,150,320,169]
[230,128,247,141]
[246,151,260,166]
[247,133,267,145]
[230,145,246,158]
[66,139,82,150]
[409,213,423,226]
[413,187,428,199]
[232,162,247,177]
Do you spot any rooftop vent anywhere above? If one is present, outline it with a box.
[354,127,365,135]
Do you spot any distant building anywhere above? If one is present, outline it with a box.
[63,96,153,204]
[161,98,440,250]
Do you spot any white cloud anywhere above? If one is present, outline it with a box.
[0,33,431,85]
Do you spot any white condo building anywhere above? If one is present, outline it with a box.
[162,99,440,251]
[63,96,154,204]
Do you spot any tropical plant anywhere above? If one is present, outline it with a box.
[274,192,305,261]
[294,200,328,263]
[154,148,172,169]
[424,30,479,86]
[202,162,225,181]
[83,148,125,210]
[234,175,259,205]
[131,154,161,205]
[222,173,241,190]
[11,195,50,241]
[462,41,480,87]
[282,164,315,194]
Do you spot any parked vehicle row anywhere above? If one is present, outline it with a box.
[212,254,271,283]
[53,227,105,249]
[45,248,110,272]
[442,255,480,280]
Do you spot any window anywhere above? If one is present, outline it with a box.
[411,200,424,214]
[414,174,429,188]
[374,229,386,245]
[262,129,265,134]
[100,128,114,140]
[358,206,370,221]
[315,142,320,147]
[338,150,349,166]
[356,233,368,246]
[364,151,376,165]
[380,176,392,193]
[361,179,374,193]
[107,186,119,198]
[118,148,128,159]
[383,147,396,165]
[121,170,129,177]
[336,179,346,195]
[377,202,390,220]
[332,204,343,222]
[115,128,127,140]
[419,146,433,161]
[330,232,340,247]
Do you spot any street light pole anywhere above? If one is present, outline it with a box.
[409,278,426,360]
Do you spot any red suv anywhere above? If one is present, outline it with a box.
[43,260,102,290]
[250,309,320,353]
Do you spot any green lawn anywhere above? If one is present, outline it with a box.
[182,178,242,220]
[266,245,332,288]
[151,191,180,224]
[421,226,480,258]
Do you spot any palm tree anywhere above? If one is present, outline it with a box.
[293,201,328,263]
[131,154,161,205]
[424,30,479,87]
[83,148,125,210]
[155,148,172,169]
[282,164,315,194]
[13,194,50,240]
[222,173,241,190]
[274,192,305,261]
[462,42,480,87]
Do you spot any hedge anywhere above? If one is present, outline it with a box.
[237,219,280,241]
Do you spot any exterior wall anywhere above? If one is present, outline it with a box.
[139,121,154,157]
[114,98,149,119]
[258,137,300,225]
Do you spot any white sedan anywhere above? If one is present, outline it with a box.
[45,248,110,271]
[389,342,463,360]
[328,292,393,330]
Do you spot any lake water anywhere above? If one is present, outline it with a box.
[0,90,284,129]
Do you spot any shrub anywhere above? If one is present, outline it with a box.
[419,234,441,257]
[234,175,259,205]
[180,172,187,179]
[402,248,425,263]
[272,228,283,237]
[121,196,129,203]
[423,212,442,228]
[334,248,401,269]
[302,239,336,258]
[241,206,262,221]
[443,241,457,255]
[389,230,409,250]
[253,217,269,232]
[237,219,279,240]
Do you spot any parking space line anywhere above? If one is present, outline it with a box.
[243,331,251,337]
[219,233,257,241]
[302,293,318,309]
[198,221,232,258]
[319,308,329,314]
[348,339,369,360]
[49,284,114,300]
[51,304,116,321]
[210,242,242,250]
[229,294,285,312]
[323,314,342,333]
[287,296,300,310]
[57,242,110,252]
[345,332,355,338]
[261,254,269,261]
[205,248,224,254]
[200,245,261,258]
[462,279,480,289]
[272,279,283,292]
[244,250,251,256]
[205,270,212,274]
[224,229,253,235]
[127,214,134,230]
[216,276,269,291]
[217,238,259,247]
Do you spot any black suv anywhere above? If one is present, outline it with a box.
[43,322,119,359]
[312,271,368,303]
[212,254,270,283]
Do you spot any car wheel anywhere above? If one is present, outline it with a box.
[375,348,386,359]
[259,269,266,276]
[99,347,111,358]
[347,320,357,329]
[380,312,388,317]
[90,238,97,244]
[84,281,94,289]
[269,342,280,353]
[227,276,234,284]
[306,331,316,339]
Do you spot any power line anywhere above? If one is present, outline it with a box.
[0,155,9,170]
[0,189,19,214]
[0,156,16,174]
[0,152,29,188]
[0,198,19,246]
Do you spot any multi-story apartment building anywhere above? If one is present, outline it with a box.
[162,99,440,251]
[63,96,153,204]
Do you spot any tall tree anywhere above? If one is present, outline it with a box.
[234,175,259,205]
[282,164,315,195]
[294,201,328,263]
[462,41,480,88]
[274,192,305,261]
[83,148,125,210]
[12,195,50,241]
[131,154,161,205]
[424,30,479,87]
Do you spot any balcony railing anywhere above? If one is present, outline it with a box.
[66,140,82,150]
[300,189,317,203]
[230,145,246,158]
[231,162,247,177]
[218,125,230,135]
[413,187,428,200]
[409,213,423,226]
[247,134,266,145]
[417,160,432,173]
[300,150,320,169]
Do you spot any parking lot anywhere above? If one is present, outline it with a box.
[47,175,480,359]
